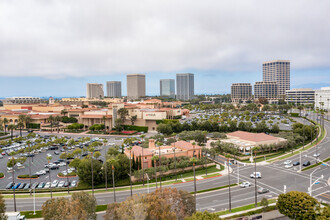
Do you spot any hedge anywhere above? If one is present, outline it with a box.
[290,113,299,117]
[27,123,40,129]
[123,125,148,132]
[58,172,77,177]
[17,174,38,178]
[0,173,4,178]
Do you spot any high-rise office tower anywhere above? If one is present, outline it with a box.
[127,74,146,100]
[106,81,122,98]
[176,73,194,101]
[231,83,252,103]
[86,83,104,98]
[160,79,175,98]
[263,60,290,96]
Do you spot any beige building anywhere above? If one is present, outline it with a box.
[263,60,290,97]
[86,83,104,98]
[127,74,146,100]
[106,81,122,98]
[231,83,252,103]
[285,88,315,105]
[254,81,278,101]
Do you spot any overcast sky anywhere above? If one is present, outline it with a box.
[0,0,329,97]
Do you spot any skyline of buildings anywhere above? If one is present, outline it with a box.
[106,81,122,98]
[160,79,175,98]
[127,74,146,100]
[231,83,252,103]
[263,60,290,97]
[86,83,104,99]
[176,73,195,101]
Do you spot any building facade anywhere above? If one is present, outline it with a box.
[263,60,290,97]
[315,87,330,111]
[160,79,175,98]
[127,74,146,100]
[231,83,252,103]
[2,97,42,104]
[86,83,104,98]
[176,73,194,101]
[285,88,315,105]
[106,81,122,98]
[254,81,278,100]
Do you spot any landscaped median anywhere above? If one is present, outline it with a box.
[302,157,330,171]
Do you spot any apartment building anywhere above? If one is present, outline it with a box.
[231,83,252,103]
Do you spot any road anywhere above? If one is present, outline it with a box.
[4,113,330,214]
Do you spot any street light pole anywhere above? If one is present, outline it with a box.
[12,159,17,212]
[227,158,232,212]
[158,144,162,188]
[142,146,144,186]
[112,165,116,202]
[173,146,177,181]
[91,152,94,196]
[254,150,257,208]
[237,162,239,184]
[309,167,321,196]
[129,151,132,197]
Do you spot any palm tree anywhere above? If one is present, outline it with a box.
[48,115,54,133]
[108,158,119,203]
[103,139,109,190]
[25,115,31,130]
[127,146,133,196]
[152,155,159,188]
[54,115,62,133]
[0,118,3,132]
[3,118,8,134]
[102,116,107,134]
[190,157,198,212]
[17,121,24,137]
[7,124,16,140]
[61,109,68,116]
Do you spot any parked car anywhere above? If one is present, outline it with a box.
[23,183,31,190]
[51,180,58,188]
[44,182,51,189]
[284,164,293,169]
[313,153,320,157]
[71,180,77,187]
[37,182,45,189]
[54,151,60,155]
[12,183,21,189]
[31,182,39,189]
[240,181,251,188]
[18,183,26,190]
[293,161,300,166]
[6,182,14,189]
[58,181,65,187]
[257,187,269,194]
[63,181,69,187]
[303,161,311,166]
[250,172,261,178]
[283,160,292,165]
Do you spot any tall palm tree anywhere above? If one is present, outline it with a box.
[48,115,54,133]
[61,109,68,116]
[103,139,109,190]
[17,121,24,137]
[127,146,133,196]
[3,118,8,134]
[102,116,107,134]
[152,155,159,188]
[25,115,31,130]
[7,124,16,140]
[54,115,62,133]
[108,158,119,203]
[190,157,198,212]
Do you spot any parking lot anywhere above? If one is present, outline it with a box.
[0,135,124,191]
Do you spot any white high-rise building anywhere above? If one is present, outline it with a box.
[86,83,104,98]
[263,60,290,97]
[127,74,146,100]
[176,73,194,101]
[285,88,315,105]
[160,79,175,98]
[315,87,330,111]
[106,81,122,98]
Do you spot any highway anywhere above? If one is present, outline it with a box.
[4,114,330,213]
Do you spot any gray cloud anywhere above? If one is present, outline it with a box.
[0,0,329,78]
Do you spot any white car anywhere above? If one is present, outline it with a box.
[59,162,66,167]
[44,182,51,189]
[313,153,320,157]
[58,181,65,187]
[284,164,293,169]
[51,180,58,188]
[250,172,262,178]
[240,181,251,188]
[47,153,52,157]
[283,160,292,165]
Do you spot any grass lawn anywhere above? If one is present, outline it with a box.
[184,178,195,182]
[201,173,221,178]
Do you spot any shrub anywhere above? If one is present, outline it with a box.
[17,174,38,178]
[27,123,40,129]
[58,172,77,177]
[0,173,4,178]
[290,113,299,117]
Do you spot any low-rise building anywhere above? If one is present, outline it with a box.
[231,83,253,103]
[315,87,330,111]
[254,81,278,102]
[285,88,315,105]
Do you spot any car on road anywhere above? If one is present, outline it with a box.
[31,182,39,189]
[54,151,60,155]
[240,181,251,188]
[283,160,292,165]
[51,180,58,188]
[257,187,269,194]
[250,172,261,178]
[293,161,300,166]
[284,164,293,169]
[303,161,311,166]
[313,153,320,157]
[6,182,14,189]
[58,181,65,187]
[44,182,51,189]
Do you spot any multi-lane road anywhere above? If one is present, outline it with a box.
[4,116,330,214]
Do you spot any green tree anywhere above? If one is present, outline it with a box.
[48,115,54,133]
[157,123,173,136]
[77,157,103,185]
[130,115,137,125]
[2,118,8,134]
[277,191,321,219]
[185,211,219,220]
[260,197,269,212]
[0,193,7,220]
[7,124,15,140]
[117,108,128,122]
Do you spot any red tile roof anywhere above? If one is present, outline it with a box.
[129,145,153,156]
[227,131,278,142]
[80,115,112,119]
[174,141,202,150]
